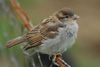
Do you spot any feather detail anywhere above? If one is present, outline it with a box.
[24,21,65,50]
[5,35,26,48]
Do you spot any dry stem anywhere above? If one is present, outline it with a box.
[9,0,32,30]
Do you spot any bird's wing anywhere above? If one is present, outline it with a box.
[23,20,65,50]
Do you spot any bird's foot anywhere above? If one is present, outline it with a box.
[53,53,62,62]
[51,53,71,67]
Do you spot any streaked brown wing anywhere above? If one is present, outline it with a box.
[40,22,65,38]
[23,21,65,50]
[23,26,44,50]
[23,35,44,50]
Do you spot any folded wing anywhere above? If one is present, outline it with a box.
[23,21,65,50]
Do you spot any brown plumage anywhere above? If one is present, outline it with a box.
[5,15,65,50]
[5,35,27,48]
[23,20,65,50]
[5,8,78,51]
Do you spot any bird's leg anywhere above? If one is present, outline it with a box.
[52,53,71,67]
[49,54,59,67]
[52,53,62,66]
[53,53,62,62]
[55,53,71,67]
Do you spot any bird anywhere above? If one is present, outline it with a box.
[5,8,79,62]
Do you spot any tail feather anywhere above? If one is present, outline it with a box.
[5,35,26,48]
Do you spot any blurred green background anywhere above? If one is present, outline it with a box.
[0,0,100,67]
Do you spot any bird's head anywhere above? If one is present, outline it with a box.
[53,8,80,23]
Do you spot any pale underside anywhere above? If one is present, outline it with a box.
[24,15,79,55]
[37,20,78,55]
[30,20,78,55]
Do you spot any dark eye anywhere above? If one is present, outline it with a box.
[65,15,69,18]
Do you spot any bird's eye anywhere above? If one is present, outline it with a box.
[65,15,69,18]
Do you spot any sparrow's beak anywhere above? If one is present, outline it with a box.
[73,14,80,20]
[68,14,80,20]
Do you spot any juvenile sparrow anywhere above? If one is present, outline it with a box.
[5,8,79,59]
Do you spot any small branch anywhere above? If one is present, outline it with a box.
[9,0,32,30]
[58,57,71,67]
[37,53,44,67]
[56,54,67,67]
[9,0,36,67]
[55,54,71,67]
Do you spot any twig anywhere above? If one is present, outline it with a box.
[58,57,71,67]
[0,43,9,67]
[31,56,36,67]
[37,53,44,67]
[9,0,32,30]
[9,0,36,67]
[10,54,19,67]
[56,54,68,67]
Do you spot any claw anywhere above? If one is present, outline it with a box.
[53,53,62,62]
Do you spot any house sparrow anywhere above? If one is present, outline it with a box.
[5,8,79,57]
